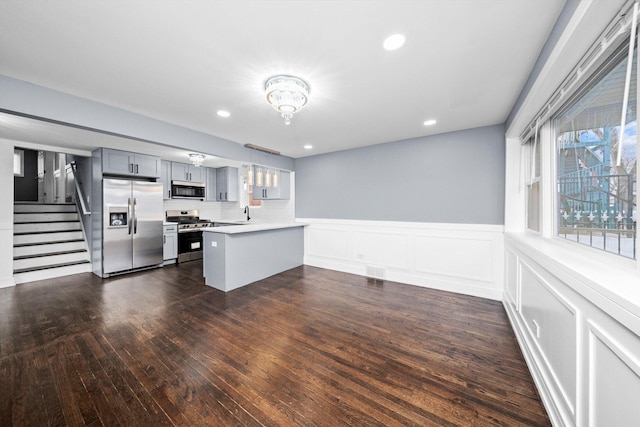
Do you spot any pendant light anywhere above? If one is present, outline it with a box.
[265,169,272,188]
[247,165,254,185]
[273,170,279,188]
[256,167,263,187]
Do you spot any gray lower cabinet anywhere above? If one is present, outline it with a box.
[252,169,290,200]
[216,167,238,202]
[100,148,161,178]
[205,167,217,201]
[160,160,172,200]
[163,224,178,262]
[171,162,204,183]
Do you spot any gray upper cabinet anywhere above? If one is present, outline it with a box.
[216,167,238,202]
[101,148,161,178]
[171,162,204,183]
[205,167,217,202]
[160,160,172,200]
[252,168,290,200]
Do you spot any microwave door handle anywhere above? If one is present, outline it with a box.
[133,198,138,234]
[127,198,132,235]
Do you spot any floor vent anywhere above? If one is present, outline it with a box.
[366,266,386,280]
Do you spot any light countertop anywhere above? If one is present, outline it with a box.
[203,222,307,235]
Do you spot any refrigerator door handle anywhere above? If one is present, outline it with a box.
[127,197,132,235]
[133,198,138,234]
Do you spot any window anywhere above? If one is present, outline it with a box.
[13,149,24,177]
[554,45,637,259]
[525,132,541,232]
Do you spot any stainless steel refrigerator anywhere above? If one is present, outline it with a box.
[101,178,163,276]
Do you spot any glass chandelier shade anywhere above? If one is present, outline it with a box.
[264,75,310,125]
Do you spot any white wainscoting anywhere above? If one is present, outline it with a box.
[0,221,15,288]
[504,235,640,427]
[299,218,504,300]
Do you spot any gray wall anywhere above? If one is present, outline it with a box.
[506,0,581,129]
[295,124,505,225]
[0,75,294,171]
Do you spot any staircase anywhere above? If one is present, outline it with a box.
[13,203,91,284]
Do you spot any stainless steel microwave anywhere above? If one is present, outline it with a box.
[171,180,205,199]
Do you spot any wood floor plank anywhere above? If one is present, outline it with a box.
[0,262,550,426]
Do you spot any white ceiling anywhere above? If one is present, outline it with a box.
[0,0,566,159]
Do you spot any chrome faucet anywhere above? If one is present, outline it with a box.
[244,205,251,221]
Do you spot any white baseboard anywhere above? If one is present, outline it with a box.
[0,277,16,288]
[299,218,504,301]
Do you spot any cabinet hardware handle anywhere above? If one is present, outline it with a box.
[164,235,166,244]
[135,164,139,174]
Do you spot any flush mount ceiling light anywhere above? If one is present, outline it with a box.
[189,153,205,167]
[423,119,437,126]
[216,110,231,118]
[383,34,405,51]
[264,75,310,125]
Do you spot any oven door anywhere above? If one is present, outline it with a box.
[178,230,203,262]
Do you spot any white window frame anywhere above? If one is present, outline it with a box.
[525,130,541,233]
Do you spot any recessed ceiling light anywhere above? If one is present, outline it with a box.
[304,144,313,150]
[383,34,405,51]
[423,119,437,126]
[216,110,231,118]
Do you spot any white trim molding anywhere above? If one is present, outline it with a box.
[298,218,504,300]
[504,234,640,427]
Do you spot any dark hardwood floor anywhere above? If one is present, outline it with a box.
[0,261,550,426]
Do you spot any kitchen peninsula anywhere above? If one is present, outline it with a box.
[202,223,306,292]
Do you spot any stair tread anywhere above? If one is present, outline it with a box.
[14,239,85,248]
[14,249,88,260]
[14,260,91,274]
[13,219,80,225]
[14,229,82,236]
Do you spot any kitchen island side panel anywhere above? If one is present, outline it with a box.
[203,227,303,292]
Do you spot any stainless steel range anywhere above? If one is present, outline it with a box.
[165,209,213,263]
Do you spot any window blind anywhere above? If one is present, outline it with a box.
[520,0,639,143]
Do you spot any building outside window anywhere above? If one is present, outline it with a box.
[554,45,637,259]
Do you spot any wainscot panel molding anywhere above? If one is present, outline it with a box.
[0,222,15,288]
[504,234,640,427]
[299,218,504,300]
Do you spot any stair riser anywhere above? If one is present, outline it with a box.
[14,263,92,285]
[14,204,76,213]
[14,231,84,245]
[14,252,90,270]
[14,222,81,233]
[14,213,79,223]
[14,241,86,258]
